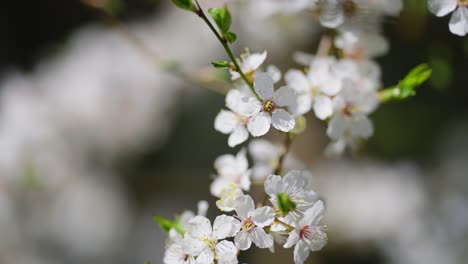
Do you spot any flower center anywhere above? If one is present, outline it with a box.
[262,100,276,113]
[458,0,468,6]
[341,0,357,17]
[343,102,356,116]
[299,225,312,239]
[241,217,256,232]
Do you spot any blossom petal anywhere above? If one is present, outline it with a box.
[305,229,328,251]
[320,0,344,28]
[267,65,282,83]
[234,231,252,250]
[250,206,276,227]
[244,51,267,72]
[250,228,274,248]
[196,248,214,264]
[254,72,275,100]
[213,215,241,240]
[300,200,325,227]
[293,93,313,115]
[271,109,295,132]
[186,216,212,239]
[210,177,231,197]
[313,95,333,120]
[214,110,238,134]
[215,240,238,263]
[264,174,284,197]
[428,0,457,17]
[449,7,468,36]
[327,114,347,141]
[182,236,208,256]
[248,112,271,137]
[273,86,296,108]
[293,240,310,264]
[350,114,373,138]
[234,195,255,218]
[285,70,309,93]
[284,229,300,248]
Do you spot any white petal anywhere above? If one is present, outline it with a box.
[186,216,212,238]
[300,200,325,227]
[197,200,209,217]
[264,174,284,197]
[235,148,249,172]
[285,70,310,93]
[428,0,457,17]
[182,236,208,256]
[313,95,333,120]
[254,72,275,100]
[247,112,271,137]
[164,244,196,264]
[273,86,296,107]
[305,228,328,251]
[449,7,468,36]
[293,240,310,264]
[250,228,274,248]
[250,206,276,227]
[214,110,237,134]
[216,185,244,212]
[213,215,241,240]
[293,93,313,115]
[271,109,295,132]
[234,231,252,250]
[244,51,267,72]
[214,154,237,175]
[320,0,344,28]
[267,65,282,83]
[238,96,262,116]
[350,114,373,138]
[210,177,231,197]
[215,240,238,263]
[248,139,281,162]
[234,195,255,218]
[226,89,248,114]
[196,248,214,264]
[327,114,347,141]
[284,229,300,248]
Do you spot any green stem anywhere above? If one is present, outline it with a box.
[274,218,295,231]
[195,1,262,101]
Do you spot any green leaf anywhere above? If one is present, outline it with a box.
[153,215,175,233]
[208,7,232,34]
[277,193,297,216]
[379,64,432,102]
[224,31,237,43]
[171,0,195,11]
[211,60,230,68]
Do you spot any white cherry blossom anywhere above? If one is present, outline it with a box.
[428,0,468,36]
[264,171,318,220]
[232,195,276,250]
[164,243,196,264]
[210,149,251,197]
[216,184,244,212]
[284,200,328,264]
[245,73,296,137]
[326,78,379,155]
[182,216,240,264]
[230,50,267,81]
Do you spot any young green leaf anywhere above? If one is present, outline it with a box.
[379,64,432,102]
[153,215,175,233]
[225,31,237,43]
[208,7,232,34]
[171,0,195,11]
[211,60,230,68]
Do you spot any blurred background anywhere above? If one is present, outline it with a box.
[0,0,467,263]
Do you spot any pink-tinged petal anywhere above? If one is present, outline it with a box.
[313,95,333,120]
[284,229,300,248]
[228,125,249,147]
[254,72,275,100]
[428,0,457,17]
[293,240,310,264]
[214,110,238,134]
[247,112,271,137]
[234,231,252,250]
[213,215,241,240]
[273,86,296,107]
[271,109,295,132]
[250,206,275,227]
[250,228,274,248]
[449,7,468,36]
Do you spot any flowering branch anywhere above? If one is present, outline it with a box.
[194,0,262,101]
